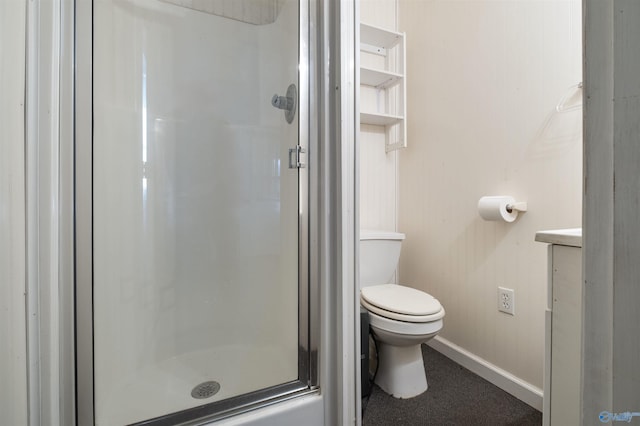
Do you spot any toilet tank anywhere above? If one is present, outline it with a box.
[359,230,406,287]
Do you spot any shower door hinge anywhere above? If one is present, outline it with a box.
[289,145,306,169]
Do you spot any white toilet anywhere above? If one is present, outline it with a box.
[360,230,445,399]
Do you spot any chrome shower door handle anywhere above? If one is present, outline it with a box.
[271,83,297,124]
[288,145,305,169]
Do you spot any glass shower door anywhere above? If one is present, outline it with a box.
[85,0,308,424]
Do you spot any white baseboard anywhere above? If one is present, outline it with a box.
[427,336,543,411]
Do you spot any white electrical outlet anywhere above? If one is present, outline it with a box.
[498,287,515,315]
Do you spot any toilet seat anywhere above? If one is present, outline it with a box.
[361,284,444,323]
[367,310,444,337]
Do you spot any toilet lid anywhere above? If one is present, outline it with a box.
[361,284,442,316]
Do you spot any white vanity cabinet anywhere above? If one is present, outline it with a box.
[535,229,582,426]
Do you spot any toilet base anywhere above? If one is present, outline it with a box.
[375,342,427,399]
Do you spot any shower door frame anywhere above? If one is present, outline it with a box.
[74,0,318,424]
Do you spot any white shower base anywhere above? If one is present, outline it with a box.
[96,344,296,426]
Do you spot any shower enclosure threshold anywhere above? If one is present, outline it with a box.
[96,344,296,425]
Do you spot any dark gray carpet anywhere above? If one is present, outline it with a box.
[362,344,542,426]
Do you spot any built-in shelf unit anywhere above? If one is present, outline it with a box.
[359,22,406,152]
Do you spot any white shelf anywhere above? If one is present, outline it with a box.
[360,112,403,126]
[359,22,407,152]
[360,67,403,89]
[360,23,402,51]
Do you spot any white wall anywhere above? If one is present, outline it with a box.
[397,0,582,392]
[583,1,640,423]
[0,1,28,424]
[359,0,399,231]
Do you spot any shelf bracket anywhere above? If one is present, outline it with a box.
[360,42,387,56]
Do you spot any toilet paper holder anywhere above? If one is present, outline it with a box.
[506,202,528,214]
[478,196,528,223]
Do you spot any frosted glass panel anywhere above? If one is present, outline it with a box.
[158,0,280,25]
[92,0,300,424]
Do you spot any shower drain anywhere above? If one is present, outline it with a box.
[191,381,221,399]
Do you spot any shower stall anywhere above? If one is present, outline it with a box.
[74,0,319,424]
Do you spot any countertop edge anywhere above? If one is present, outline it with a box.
[535,228,582,248]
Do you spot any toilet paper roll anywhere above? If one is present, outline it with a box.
[478,196,518,222]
